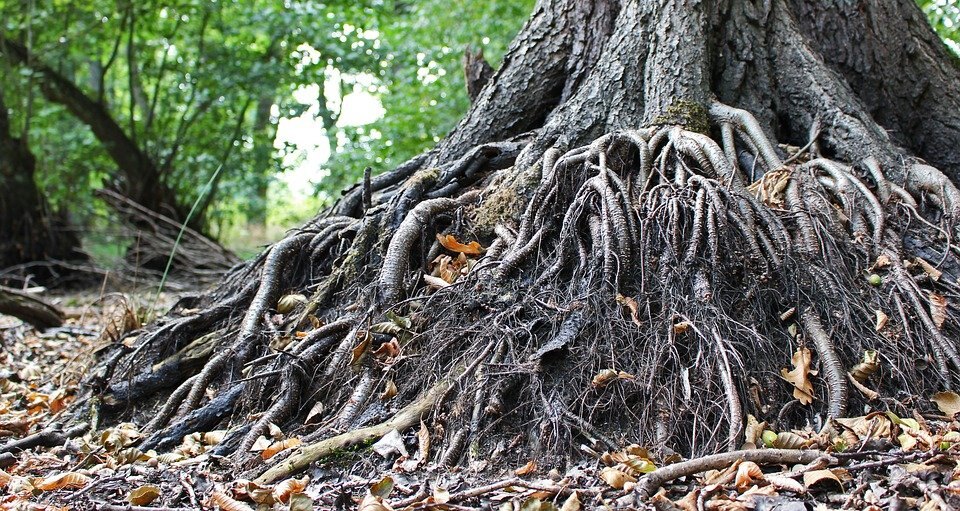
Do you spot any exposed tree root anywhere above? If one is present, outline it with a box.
[79,97,960,488]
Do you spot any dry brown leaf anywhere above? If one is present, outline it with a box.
[704,460,741,486]
[515,460,537,476]
[209,490,255,511]
[262,438,301,460]
[560,491,582,511]
[276,294,307,314]
[780,347,814,405]
[872,254,891,270]
[802,469,842,489]
[417,421,430,462]
[288,492,315,511]
[380,379,398,401]
[875,310,889,332]
[929,292,948,329]
[765,473,805,494]
[423,274,452,289]
[128,485,161,505]
[932,391,960,418]
[916,258,942,281]
[591,369,635,388]
[273,476,308,503]
[673,321,692,334]
[848,372,879,400]
[436,234,484,255]
[743,414,767,446]
[34,472,91,491]
[350,334,371,366]
[616,294,643,327]
[850,350,879,383]
[735,461,764,490]
[773,431,812,449]
[0,469,12,489]
[599,466,636,489]
[372,340,400,360]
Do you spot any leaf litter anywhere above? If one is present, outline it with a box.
[3,293,960,510]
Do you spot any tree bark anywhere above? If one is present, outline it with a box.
[0,87,84,274]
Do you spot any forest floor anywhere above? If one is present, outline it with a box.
[2,289,960,510]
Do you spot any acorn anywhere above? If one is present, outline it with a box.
[867,273,882,286]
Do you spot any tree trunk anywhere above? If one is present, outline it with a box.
[87,0,960,488]
[0,88,84,276]
[0,36,186,222]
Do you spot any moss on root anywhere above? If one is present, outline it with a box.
[652,99,711,134]
[470,164,540,236]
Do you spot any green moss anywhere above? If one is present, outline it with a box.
[651,99,710,134]
[470,164,540,235]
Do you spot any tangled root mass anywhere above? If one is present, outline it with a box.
[90,102,960,478]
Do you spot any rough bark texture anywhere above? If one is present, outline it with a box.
[80,0,960,490]
[0,88,84,273]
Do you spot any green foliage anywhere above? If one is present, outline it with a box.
[0,0,955,253]
[919,0,960,56]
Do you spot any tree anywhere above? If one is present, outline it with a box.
[87,0,960,488]
[0,86,84,273]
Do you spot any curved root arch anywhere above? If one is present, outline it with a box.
[93,102,960,479]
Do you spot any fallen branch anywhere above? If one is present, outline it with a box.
[0,424,88,454]
[255,379,451,484]
[634,449,830,500]
[0,286,63,329]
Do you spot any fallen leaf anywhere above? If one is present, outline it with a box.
[423,274,452,289]
[372,429,408,458]
[437,234,484,255]
[850,350,879,383]
[743,414,767,447]
[773,431,811,449]
[349,334,371,366]
[560,491,582,511]
[370,476,394,498]
[802,469,842,489]
[380,379,398,401]
[616,294,643,327]
[592,369,635,388]
[599,466,636,489]
[274,476,308,503]
[932,391,960,417]
[916,258,942,281]
[288,492,315,511]
[735,461,764,490]
[34,472,91,491]
[929,292,948,329]
[515,460,537,476]
[250,436,272,452]
[780,347,814,405]
[129,485,161,506]
[673,321,692,334]
[417,421,430,462]
[209,490,255,511]
[277,294,307,314]
[874,310,888,332]
[262,438,301,460]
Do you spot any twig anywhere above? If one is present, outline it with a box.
[255,378,451,484]
[0,424,88,454]
[634,449,830,500]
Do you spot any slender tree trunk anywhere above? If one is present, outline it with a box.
[88,0,960,487]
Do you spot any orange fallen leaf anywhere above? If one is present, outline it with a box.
[436,234,484,255]
[262,438,302,460]
[515,460,537,476]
